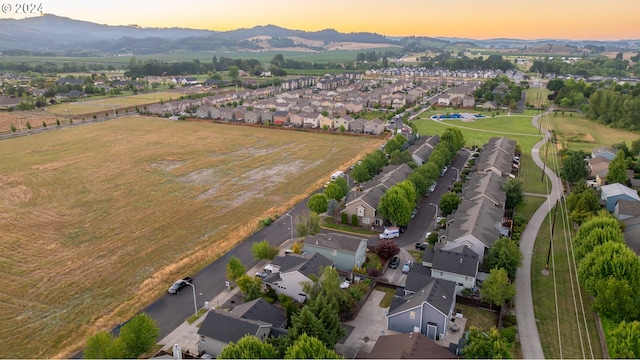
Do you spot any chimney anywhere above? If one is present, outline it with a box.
[460,258,463,264]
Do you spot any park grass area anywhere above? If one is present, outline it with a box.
[543,112,640,153]
[46,91,178,116]
[531,213,604,359]
[0,116,380,358]
[524,87,552,108]
[456,304,498,331]
[517,196,546,220]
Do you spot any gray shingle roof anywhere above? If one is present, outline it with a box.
[304,232,366,253]
[279,252,333,278]
[231,298,287,328]
[444,196,505,248]
[476,137,516,175]
[198,310,269,343]
[389,277,456,316]
[431,246,479,277]
[463,171,506,205]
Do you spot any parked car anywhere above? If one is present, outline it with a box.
[415,242,428,250]
[255,271,269,279]
[425,231,432,239]
[411,206,420,219]
[402,261,412,274]
[168,277,193,294]
[389,256,400,269]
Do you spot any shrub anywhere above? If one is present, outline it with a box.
[367,268,381,277]
[10,124,16,132]
[341,212,348,224]
[26,121,31,129]
[351,214,358,227]
[42,121,47,128]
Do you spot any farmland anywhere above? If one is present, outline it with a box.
[0,117,381,358]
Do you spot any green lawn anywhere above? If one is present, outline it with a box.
[456,304,499,331]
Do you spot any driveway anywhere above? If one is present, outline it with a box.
[335,289,398,358]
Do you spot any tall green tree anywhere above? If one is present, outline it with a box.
[307,193,329,213]
[84,332,122,359]
[484,237,523,279]
[574,226,624,261]
[219,335,278,359]
[561,150,589,184]
[236,275,263,302]
[439,191,461,216]
[481,268,516,309]
[295,212,321,239]
[324,182,345,201]
[333,176,349,196]
[118,313,160,359]
[566,183,601,224]
[396,180,418,206]
[306,293,345,347]
[607,150,628,184]
[408,171,430,196]
[502,177,524,210]
[251,239,279,260]
[378,186,412,226]
[350,164,370,183]
[607,321,640,359]
[226,256,247,282]
[463,326,514,359]
[284,333,343,359]
[578,241,640,296]
[593,277,640,322]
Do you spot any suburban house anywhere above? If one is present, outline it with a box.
[481,101,498,110]
[363,118,386,135]
[600,183,640,212]
[461,171,506,206]
[387,275,457,341]
[262,252,333,302]
[614,199,640,221]
[230,297,288,329]
[260,111,273,124]
[272,111,290,125]
[587,156,610,178]
[349,118,366,133]
[197,310,272,357]
[289,113,303,127]
[357,333,457,359]
[409,135,440,166]
[439,196,508,262]
[422,246,479,292]
[591,146,619,161]
[334,116,350,131]
[475,137,517,177]
[342,164,414,227]
[302,232,368,271]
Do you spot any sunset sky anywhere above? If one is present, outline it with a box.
[3,0,639,40]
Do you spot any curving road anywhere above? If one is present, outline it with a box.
[515,110,562,359]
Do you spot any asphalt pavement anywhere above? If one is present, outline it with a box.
[514,110,560,359]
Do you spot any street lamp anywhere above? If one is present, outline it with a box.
[184,282,198,319]
[451,166,460,182]
[429,203,439,230]
[285,213,293,241]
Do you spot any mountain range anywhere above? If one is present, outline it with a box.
[0,15,638,55]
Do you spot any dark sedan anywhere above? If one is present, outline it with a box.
[168,277,193,294]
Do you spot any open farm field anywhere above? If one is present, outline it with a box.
[45,91,178,116]
[0,117,381,358]
[0,111,58,133]
[542,113,640,153]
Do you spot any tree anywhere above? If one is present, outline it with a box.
[375,239,400,260]
[326,198,338,217]
[219,335,278,359]
[284,333,343,359]
[439,191,461,216]
[578,241,640,296]
[307,193,329,213]
[566,184,601,224]
[226,256,247,282]
[574,226,624,261]
[350,164,370,183]
[289,306,325,344]
[251,239,279,260]
[607,321,640,359]
[324,182,344,201]
[631,138,640,157]
[84,332,122,359]
[378,186,412,226]
[295,212,321,239]
[396,180,417,206]
[118,313,160,358]
[561,150,589,184]
[607,150,628,184]
[481,268,516,309]
[502,177,524,210]
[228,66,239,80]
[463,326,514,359]
[592,277,640,322]
[333,176,349,196]
[236,275,263,301]
[484,237,523,279]
[306,292,345,347]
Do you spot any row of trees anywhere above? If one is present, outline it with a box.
[572,214,640,358]
[307,177,349,214]
[84,314,159,359]
[531,57,638,77]
[418,53,517,72]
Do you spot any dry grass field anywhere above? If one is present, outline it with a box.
[0,116,382,358]
[45,91,179,116]
[544,113,640,152]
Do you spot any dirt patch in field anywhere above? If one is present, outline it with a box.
[0,175,32,205]
[150,159,186,171]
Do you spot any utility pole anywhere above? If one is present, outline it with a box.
[545,201,559,272]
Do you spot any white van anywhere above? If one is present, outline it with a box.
[379,227,400,240]
[331,171,345,181]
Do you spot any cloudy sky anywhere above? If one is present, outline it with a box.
[3,0,639,40]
